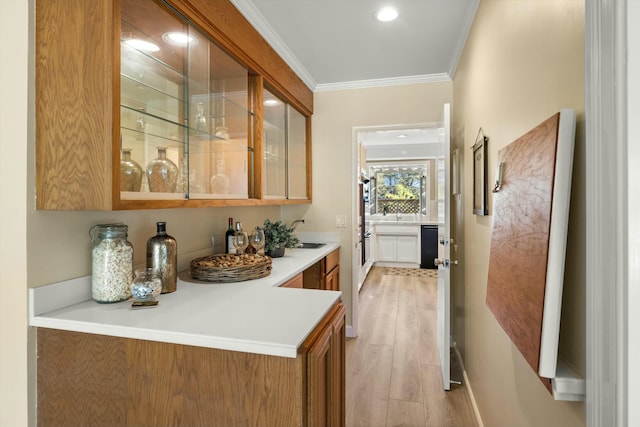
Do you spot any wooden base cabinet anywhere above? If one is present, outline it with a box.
[36,302,345,427]
[303,248,340,291]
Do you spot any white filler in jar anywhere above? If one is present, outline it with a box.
[90,223,134,303]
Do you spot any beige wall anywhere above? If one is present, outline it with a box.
[304,82,453,327]
[452,0,585,426]
[1,1,29,425]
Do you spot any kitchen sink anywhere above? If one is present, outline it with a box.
[298,242,326,249]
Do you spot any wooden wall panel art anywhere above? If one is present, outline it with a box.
[486,110,576,390]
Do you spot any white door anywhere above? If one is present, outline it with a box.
[436,103,451,390]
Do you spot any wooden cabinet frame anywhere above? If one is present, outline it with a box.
[303,248,340,291]
[36,0,312,210]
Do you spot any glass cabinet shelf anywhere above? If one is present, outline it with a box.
[120,106,186,146]
[120,75,184,122]
[120,43,185,96]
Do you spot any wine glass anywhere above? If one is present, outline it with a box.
[233,231,249,255]
[249,227,265,255]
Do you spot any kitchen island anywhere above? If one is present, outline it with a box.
[30,244,344,427]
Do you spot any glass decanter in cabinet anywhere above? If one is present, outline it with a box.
[118,0,251,203]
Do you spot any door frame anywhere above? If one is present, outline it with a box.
[585,1,636,425]
[349,122,443,338]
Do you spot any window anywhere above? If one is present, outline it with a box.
[368,162,430,216]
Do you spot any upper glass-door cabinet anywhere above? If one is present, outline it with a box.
[262,87,309,200]
[119,0,251,201]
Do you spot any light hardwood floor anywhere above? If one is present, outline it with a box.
[346,267,478,427]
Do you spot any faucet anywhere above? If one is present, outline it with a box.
[290,219,305,229]
[290,219,305,247]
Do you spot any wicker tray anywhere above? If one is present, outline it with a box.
[190,254,272,283]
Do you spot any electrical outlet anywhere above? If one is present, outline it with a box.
[211,235,224,248]
[335,215,347,228]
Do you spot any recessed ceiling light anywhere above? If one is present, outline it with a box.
[124,39,160,52]
[374,6,398,22]
[264,99,280,106]
[162,32,197,46]
[397,133,408,138]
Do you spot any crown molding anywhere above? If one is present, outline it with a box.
[314,73,452,93]
[448,0,479,79]
[231,1,455,93]
[229,0,318,91]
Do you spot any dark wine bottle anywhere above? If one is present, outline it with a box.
[225,217,235,254]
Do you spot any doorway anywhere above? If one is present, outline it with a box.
[350,123,444,338]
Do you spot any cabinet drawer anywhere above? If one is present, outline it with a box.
[280,273,303,288]
[325,248,340,274]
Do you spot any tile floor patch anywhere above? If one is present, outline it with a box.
[383,267,438,278]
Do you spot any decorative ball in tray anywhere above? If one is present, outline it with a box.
[190,253,272,283]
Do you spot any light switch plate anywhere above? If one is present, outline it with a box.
[335,214,347,228]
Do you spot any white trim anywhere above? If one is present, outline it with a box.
[626,2,640,425]
[350,126,360,338]
[345,325,355,338]
[538,109,576,378]
[230,1,457,93]
[453,346,484,427]
[315,74,451,93]
[229,0,317,91]
[585,0,628,425]
[447,0,480,79]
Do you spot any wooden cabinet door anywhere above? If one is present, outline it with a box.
[307,321,332,427]
[306,302,345,427]
[324,265,340,291]
[330,305,346,427]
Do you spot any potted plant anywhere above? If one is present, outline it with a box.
[263,219,300,258]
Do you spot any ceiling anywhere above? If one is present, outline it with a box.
[231,0,479,92]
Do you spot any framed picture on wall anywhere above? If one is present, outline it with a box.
[473,131,488,216]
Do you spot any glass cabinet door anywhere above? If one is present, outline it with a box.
[119,0,250,202]
[287,106,308,199]
[187,34,250,199]
[262,88,309,200]
[120,0,188,200]
[263,88,286,199]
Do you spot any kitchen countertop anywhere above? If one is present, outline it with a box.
[29,243,341,358]
[366,215,440,226]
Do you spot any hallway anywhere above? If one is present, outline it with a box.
[346,267,477,427]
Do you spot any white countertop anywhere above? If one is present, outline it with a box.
[366,215,440,226]
[29,243,341,358]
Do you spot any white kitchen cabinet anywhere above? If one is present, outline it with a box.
[377,235,398,262]
[374,224,420,266]
[397,235,419,263]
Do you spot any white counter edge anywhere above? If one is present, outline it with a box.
[30,244,341,359]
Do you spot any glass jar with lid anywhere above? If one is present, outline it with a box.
[89,223,134,303]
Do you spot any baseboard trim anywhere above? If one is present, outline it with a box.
[346,325,355,338]
[454,346,484,427]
